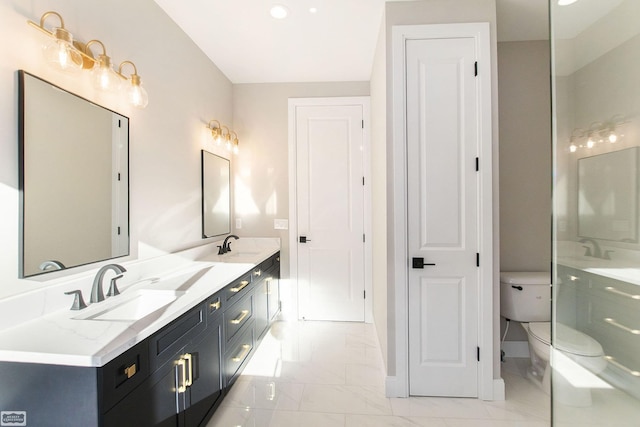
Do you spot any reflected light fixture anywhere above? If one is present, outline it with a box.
[270,5,289,19]
[118,61,148,109]
[558,0,578,5]
[221,126,232,151]
[27,11,83,72]
[85,40,121,92]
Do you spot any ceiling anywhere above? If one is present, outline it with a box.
[154,0,620,84]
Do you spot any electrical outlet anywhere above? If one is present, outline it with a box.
[274,219,288,230]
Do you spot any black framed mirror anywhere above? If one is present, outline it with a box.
[19,71,130,278]
[201,150,230,238]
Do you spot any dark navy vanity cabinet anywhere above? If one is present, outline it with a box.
[0,252,280,427]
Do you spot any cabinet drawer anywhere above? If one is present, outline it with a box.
[101,340,150,412]
[224,293,254,344]
[149,303,206,371]
[225,272,252,304]
[224,322,255,386]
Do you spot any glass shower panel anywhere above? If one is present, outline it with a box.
[551,0,640,424]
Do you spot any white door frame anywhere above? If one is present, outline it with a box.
[288,97,373,323]
[390,23,495,399]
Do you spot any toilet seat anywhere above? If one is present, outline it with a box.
[528,322,603,357]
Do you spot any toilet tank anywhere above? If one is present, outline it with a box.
[500,272,551,322]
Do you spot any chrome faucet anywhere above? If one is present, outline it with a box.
[579,238,602,259]
[91,264,127,303]
[218,235,239,255]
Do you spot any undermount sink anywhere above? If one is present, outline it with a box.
[225,251,260,257]
[74,289,185,322]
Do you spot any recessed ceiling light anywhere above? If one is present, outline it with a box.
[557,0,578,5]
[270,5,289,19]
[309,7,318,14]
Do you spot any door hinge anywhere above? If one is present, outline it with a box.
[117,172,121,181]
[475,157,479,172]
[117,226,121,236]
[476,253,480,267]
[118,119,122,128]
[362,120,364,129]
[363,290,366,299]
[477,346,480,361]
[362,176,365,186]
[474,61,478,77]
[363,234,366,243]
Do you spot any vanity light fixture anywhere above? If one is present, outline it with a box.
[230,131,240,154]
[118,61,148,109]
[27,11,84,72]
[270,5,289,19]
[27,11,149,108]
[567,115,629,153]
[221,126,232,151]
[207,120,223,145]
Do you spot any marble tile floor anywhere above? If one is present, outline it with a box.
[206,320,552,427]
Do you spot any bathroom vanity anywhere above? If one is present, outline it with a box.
[0,242,280,427]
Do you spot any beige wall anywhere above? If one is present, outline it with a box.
[0,0,233,299]
[382,0,501,384]
[497,41,551,342]
[231,82,370,315]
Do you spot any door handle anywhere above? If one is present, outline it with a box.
[412,257,436,269]
[299,236,311,243]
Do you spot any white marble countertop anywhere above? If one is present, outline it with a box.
[0,238,279,368]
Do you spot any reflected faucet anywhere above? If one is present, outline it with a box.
[218,235,239,255]
[39,260,66,271]
[579,238,603,259]
[91,264,126,303]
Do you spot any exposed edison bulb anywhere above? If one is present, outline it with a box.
[42,28,83,72]
[569,144,577,153]
[608,131,617,143]
[586,137,595,148]
[91,55,121,92]
[233,144,239,155]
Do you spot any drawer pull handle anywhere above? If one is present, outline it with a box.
[210,299,221,310]
[231,280,250,293]
[184,353,193,387]
[254,269,262,277]
[605,286,640,300]
[605,355,640,377]
[177,358,187,393]
[231,310,249,325]
[604,318,640,335]
[123,363,137,379]
[232,344,251,362]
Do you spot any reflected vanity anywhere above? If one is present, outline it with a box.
[19,71,129,277]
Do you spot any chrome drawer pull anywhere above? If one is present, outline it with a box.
[230,309,249,325]
[230,280,250,293]
[604,318,640,335]
[232,344,251,362]
[605,286,640,300]
[605,355,640,377]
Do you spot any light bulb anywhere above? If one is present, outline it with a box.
[42,28,83,72]
[233,144,239,155]
[569,144,577,153]
[586,137,595,148]
[91,55,121,92]
[608,132,617,143]
[126,74,148,109]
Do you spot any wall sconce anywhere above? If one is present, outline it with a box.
[28,11,148,109]
[206,120,240,154]
[27,11,84,72]
[567,115,628,153]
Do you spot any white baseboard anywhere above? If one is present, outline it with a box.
[492,378,506,401]
[385,375,407,398]
[502,340,530,358]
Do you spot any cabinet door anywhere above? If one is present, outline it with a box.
[184,322,223,427]
[104,355,182,427]
[255,278,269,339]
[267,269,280,321]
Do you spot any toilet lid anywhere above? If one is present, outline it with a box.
[528,322,603,357]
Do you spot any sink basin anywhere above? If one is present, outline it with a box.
[225,251,260,258]
[74,290,184,322]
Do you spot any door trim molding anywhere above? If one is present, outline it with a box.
[287,96,372,323]
[391,23,495,399]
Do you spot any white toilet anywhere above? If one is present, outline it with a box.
[500,272,607,406]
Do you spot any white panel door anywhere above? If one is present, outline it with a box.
[407,37,479,397]
[296,104,365,321]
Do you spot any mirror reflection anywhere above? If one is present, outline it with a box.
[201,150,230,238]
[19,71,129,278]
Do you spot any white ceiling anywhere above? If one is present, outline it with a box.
[154,0,621,84]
